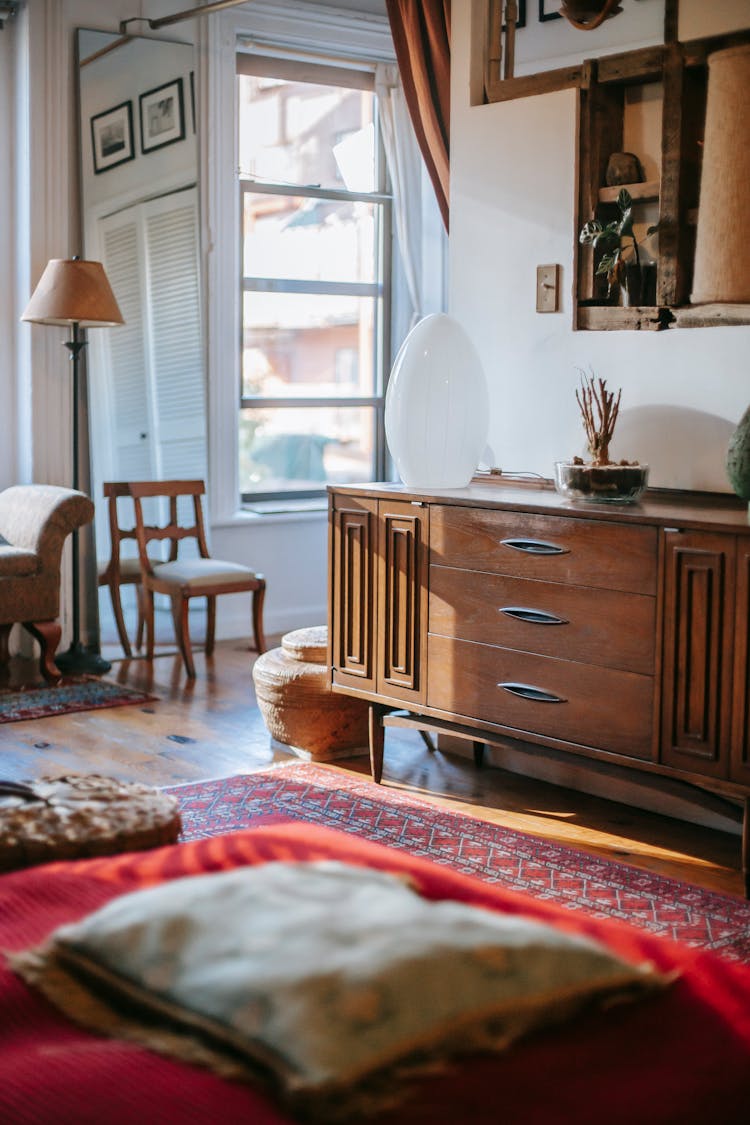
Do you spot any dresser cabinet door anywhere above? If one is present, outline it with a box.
[732,543,750,785]
[330,495,378,694]
[376,500,429,704]
[660,531,735,779]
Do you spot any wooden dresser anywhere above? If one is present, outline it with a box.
[327,481,750,893]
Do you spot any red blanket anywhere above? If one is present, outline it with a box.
[1,824,749,1124]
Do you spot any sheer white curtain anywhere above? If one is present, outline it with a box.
[376,62,432,329]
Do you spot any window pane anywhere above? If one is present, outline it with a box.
[240,405,377,495]
[242,291,376,397]
[243,193,377,284]
[238,75,375,192]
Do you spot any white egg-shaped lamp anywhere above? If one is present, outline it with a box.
[385,314,489,489]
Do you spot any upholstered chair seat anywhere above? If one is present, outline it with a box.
[152,558,259,589]
[0,484,94,683]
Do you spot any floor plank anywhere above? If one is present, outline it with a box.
[0,638,743,897]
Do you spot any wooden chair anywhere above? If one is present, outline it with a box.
[128,480,266,678]
[97,482,149,658]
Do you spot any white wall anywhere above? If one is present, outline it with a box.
[451,3,750,491]
[0,17,24,488]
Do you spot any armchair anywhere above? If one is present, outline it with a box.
[0,484,95,683]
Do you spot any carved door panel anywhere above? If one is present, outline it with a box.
[732,544,750,785]
[376,500,429,705]
[660,530,735,779]
[329,495,377,694]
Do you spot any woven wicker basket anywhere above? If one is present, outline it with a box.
[252,626,369,760]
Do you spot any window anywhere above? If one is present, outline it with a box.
[237,55,391,503]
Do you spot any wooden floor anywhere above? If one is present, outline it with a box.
[0,636,744,897]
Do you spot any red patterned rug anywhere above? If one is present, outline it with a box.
[170,762,750,965]
[0,678,157,723]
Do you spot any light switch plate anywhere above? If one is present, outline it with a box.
[536,264,560,313]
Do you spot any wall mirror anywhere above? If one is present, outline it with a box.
[76,29,207,636]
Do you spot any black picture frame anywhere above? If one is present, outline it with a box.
[90,100,135,175]
[189,70,196,135]
[539,1,563,20]
[503,0,527,30]
[139,77,186,154]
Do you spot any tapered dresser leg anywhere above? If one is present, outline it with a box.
[369,703,386,784]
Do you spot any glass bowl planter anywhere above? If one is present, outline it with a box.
[554,461,649,504]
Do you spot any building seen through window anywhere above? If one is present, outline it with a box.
[238,60,390,503]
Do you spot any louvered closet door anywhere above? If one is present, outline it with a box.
[143,191,206,485]
[100,216,154,482]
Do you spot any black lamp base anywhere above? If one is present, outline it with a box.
[55,644,112,677]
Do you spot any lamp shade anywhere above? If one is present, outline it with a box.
[691,44,750,304]
[22,258,124,327]
[385,314,489,490]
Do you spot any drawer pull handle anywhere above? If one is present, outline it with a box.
[500,538,568,556]
[498,682,567,703]
[500,606,568,626]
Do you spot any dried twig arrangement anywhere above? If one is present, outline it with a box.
[575,370,621,466]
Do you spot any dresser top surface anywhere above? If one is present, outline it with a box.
[328,480,750,535]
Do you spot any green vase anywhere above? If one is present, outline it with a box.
[726,404,750,500]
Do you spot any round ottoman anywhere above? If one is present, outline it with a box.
[252,625,369,760]
[0,774,182,873]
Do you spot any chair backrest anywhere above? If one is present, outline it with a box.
[102,482,139,571]
[127,480,210,577]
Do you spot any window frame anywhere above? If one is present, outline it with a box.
[237,56,392,506]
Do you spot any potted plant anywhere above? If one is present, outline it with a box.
[579,188,657,306]
[554,371,649,503]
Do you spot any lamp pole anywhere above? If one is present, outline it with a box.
[55,321,111,676]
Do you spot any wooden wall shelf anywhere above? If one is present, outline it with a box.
[576,305,673,331]
[575,31,750,331]
[598,180,660,204]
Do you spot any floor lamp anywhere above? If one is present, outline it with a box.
[22,257,124,675]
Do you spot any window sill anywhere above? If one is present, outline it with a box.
[211,500,328,529]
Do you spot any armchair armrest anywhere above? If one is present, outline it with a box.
[0,485,94,574]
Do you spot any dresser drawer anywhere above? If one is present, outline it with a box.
[427,635,654,759]
[429,566,655,675]
[429,506,658,595]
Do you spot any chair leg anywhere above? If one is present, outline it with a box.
[170,594,196,678]
[205,595,216,656]
[144,590,156,661]
[0,624,12,671]
[107,579,133,658]
[135,586,146,652]
[252,580,267,654]
[23,620,62,684]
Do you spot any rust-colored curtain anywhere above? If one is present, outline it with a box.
[385,0,450,230]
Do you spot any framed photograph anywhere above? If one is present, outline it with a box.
[539,1,563,20]
[139,77,185,154]
[504,0,527,30]
[90,101,135,175]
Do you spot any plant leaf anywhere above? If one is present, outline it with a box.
[617,187,633,212]
[619,208,634,238]
[579,219,603,244]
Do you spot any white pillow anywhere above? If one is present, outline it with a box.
[12,860,670,1119]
